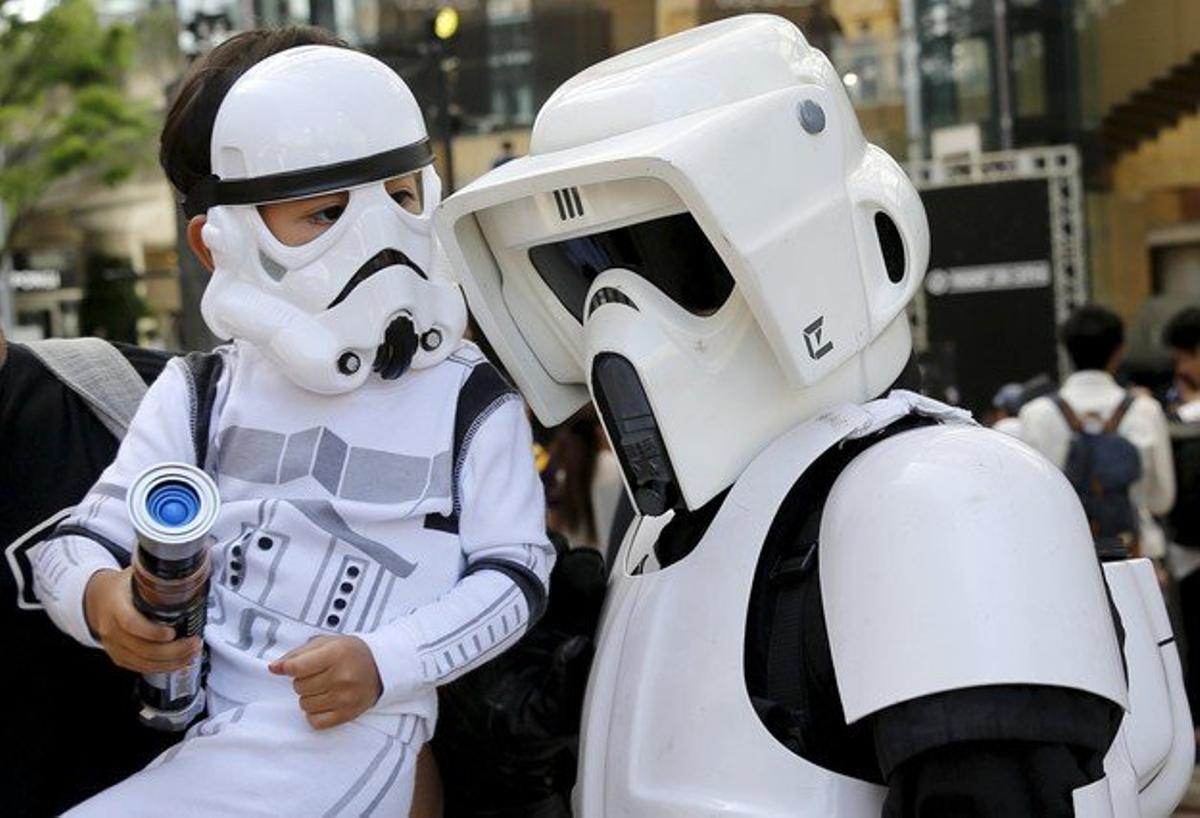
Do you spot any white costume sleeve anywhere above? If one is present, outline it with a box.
[361,397,554,708]
[33,360,199,648]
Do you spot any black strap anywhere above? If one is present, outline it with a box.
[464,556,549,624]
[1054,391,1136,435]
[1052,393,1084,433]
[424,360,518,535]
[182,140,434,217]
[765,545,817,745]
[1104,392,1137,434]
[54,524,132,567]
[181,351,225,469]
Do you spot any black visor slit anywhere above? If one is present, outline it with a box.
[183,139,434,218]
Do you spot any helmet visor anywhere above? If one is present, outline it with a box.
[527,212,735,322]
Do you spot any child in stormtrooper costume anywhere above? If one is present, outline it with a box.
[34,46,553,816]
[436,15,1193,818]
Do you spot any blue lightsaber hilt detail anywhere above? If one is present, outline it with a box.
[126,463,221,732]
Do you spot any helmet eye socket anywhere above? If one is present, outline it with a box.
[527,213,734,322]
[258,191,350,247]
[386,171,424,215]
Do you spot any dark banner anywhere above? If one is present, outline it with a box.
[919,178,1057,416]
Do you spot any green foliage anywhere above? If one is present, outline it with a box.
[0,0,157,255]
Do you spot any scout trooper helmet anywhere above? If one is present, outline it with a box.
[436,15,928,513]
[186,45,466,394]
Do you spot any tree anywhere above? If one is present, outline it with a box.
[0,0,157,259]
[80,252,146,343]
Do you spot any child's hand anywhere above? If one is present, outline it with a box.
[83,567,202,673]
[269,635,383,730]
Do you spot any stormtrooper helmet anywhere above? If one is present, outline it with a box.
[435,15,929,513]
[187,45,467,394]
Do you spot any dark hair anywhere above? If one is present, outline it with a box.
[1061,305,1124,371]
[160,28,349,200]
[546,412,601,545]
[1163,306,1200,353]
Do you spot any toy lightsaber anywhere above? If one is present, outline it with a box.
[126,463,220,731]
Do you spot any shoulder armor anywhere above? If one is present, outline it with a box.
[820,424,1128,723]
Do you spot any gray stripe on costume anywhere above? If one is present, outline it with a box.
[279,427,320,483]
[370,574,396,631]
[322,735,396,817]
[339,448,429,504]
[426,450,452,500]
[418,586,518,650]
[358,569,385,630]
[93,482,126,501]
[287,500,417,578]
[219,426,285,483]
[300,536,337,622]
[257,503,289,605]
[313,428,349,495]
[318,556,357,632]
[362,743,410,817]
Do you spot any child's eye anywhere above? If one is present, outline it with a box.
[309,205,345,225]
[391,189,417,208]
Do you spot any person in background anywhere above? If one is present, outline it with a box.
[0,326,179,816]
[544,408,623,551]
[1162,306,1200,747]
[491,139,517,169]
[1165,307,1200,423]
[989,382,1025,437]
[1019,305,1175,560]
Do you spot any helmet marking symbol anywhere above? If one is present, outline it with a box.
[804,316,833,360]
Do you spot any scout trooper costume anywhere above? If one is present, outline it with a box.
[34,46,553,816]
[435,15,1192,817]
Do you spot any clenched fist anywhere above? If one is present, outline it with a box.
[269,635,383,730]
[83,567,202,674]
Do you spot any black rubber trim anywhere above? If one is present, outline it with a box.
[1160,637,1176,647]
[423,361,517,535]
[182,351,225,469]
[465,556,548,624]
[183,140,434,217]
[872,684,1124,780]
[53,524,132,567]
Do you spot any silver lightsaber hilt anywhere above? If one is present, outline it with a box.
[126,462,220,731]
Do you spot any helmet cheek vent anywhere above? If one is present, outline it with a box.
[259,250,288,281]
[874,211,906,284]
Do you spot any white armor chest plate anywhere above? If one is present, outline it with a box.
[574,394,968,817]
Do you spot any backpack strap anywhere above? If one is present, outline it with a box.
[25,338,147,439]
[1052,393,1084,434]
[1104,392,1137,434]
[179,350,225,470]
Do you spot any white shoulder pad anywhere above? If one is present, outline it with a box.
[820,424,1128,724]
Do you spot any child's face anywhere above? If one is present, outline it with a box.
[258,172,423,247]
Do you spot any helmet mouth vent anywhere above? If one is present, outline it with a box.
[326,248,426,309]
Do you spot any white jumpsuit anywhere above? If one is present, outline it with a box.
[35,340,553,817]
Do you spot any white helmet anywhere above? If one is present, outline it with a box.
[436,15,929,514]
[188,45,467,394]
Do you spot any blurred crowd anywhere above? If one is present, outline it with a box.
[985,303,1200,745]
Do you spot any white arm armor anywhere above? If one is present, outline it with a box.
[820,424,1192,816]
[820,424,1128,720]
